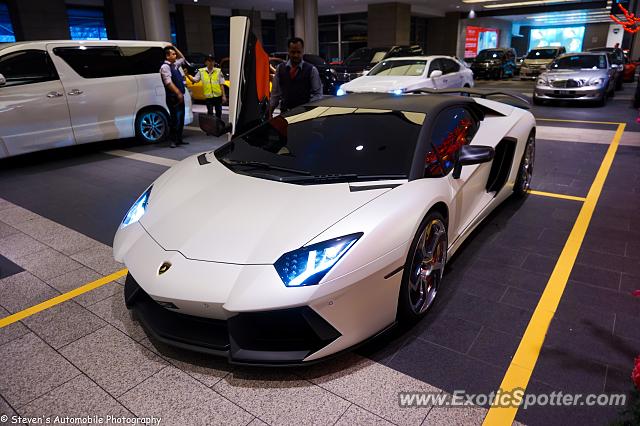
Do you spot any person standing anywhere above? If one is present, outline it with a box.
[269,37,323,117]
[160,46,189,148]
[187,55,227,118]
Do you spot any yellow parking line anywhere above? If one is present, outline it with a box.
[537,118,623,126]
[528,190,586,202]
[483,122,626,425]
[0,268,128,328]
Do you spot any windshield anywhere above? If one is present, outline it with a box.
[368,60,427,76]
[552,55,607,70]
[526,49,559,59]
[215,106,425,183]
[476,50,504,61]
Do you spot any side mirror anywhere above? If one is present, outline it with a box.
[0,74,5,86]
[452,145,495,179]
[430,70,443,78]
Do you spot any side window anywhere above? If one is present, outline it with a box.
[53,46,124,78]
[424,107,478,177]
[443,59,460,74]
[0,50,58,87]
[428,59,442,77]
[120,46,164,75]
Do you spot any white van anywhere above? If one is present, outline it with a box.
[0,40,193,158]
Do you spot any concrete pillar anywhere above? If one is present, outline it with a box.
[367,2,411,47]
[293,0,318,54]
[139,0,170,42]
[104,0,137,40]
[425,13,461,56]
[7,0,69,41]
[177,4,214,54]
[275,12,290,51]
[233,9,262,42]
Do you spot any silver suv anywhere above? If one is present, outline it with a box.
[520,46,566,79]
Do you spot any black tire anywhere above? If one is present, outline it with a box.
[397,211,448,325]
[532,95,542,106]
[514,132,535,197]
[135,109,169,144]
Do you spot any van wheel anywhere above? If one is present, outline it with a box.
[136,109,168,143]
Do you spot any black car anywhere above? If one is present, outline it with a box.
[333,45,424,83]
[470,48,517,79]
[270,52,339,95]
[588,47,624,90]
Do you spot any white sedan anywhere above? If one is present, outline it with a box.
[114,91,534,365]
[338,56,474,95]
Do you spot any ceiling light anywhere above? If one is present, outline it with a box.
[469,9,476,17]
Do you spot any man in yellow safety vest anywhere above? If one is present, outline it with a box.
[187,54,227,118]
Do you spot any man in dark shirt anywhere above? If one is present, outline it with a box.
[160,46,189,148]
[269,37,322,117]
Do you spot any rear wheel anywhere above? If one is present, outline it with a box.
[514,132,535,197]
[397,212,447,324]
[135,109,168,143]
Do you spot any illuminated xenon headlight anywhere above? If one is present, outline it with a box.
[391,88,405,95]
[274,233,363,287]
[121,186,152,228]
[336,85,346,96]
[588,78,605,86]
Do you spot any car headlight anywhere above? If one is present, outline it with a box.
[274,233,362,287]
[588,77,605,86]
[121,186,152,227]
[536,78,548,86]
[391,88,405,95]
[336,86,346,96]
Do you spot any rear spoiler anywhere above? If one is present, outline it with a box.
[408,88,531,110]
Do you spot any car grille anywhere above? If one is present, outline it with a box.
[551,79,583,88]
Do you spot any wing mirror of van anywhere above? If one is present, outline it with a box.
[430,70,443,78]
[0,74,6,86]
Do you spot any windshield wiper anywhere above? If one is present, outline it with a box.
[220,159,311,176]
[280,174,406,184]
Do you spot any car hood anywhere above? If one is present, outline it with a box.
[523,59,552,66]
[139,157,392,264]
[341,75,430,92]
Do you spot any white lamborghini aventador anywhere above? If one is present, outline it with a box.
[113,87,535,365]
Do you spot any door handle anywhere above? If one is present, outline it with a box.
[68,89,83,96]
[46,91,63,98]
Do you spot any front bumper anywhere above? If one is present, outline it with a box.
[125,273,342,365]
[520,68,544,78]
[534,86,605,101]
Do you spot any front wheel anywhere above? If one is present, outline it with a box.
[514,132,535,197]
[135,109,168,143]
[397,212,448,324]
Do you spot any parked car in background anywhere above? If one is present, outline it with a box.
[339,56,473,94]
[520,46,566,79]
[334,45,424,83]
[470,48,517,79]
[0,40,193,158]
[588,47,624,90]
[533,52,615,106]
[270,52,339,95]
[622,51,637,82]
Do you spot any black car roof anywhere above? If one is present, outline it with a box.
[308,92,475,114]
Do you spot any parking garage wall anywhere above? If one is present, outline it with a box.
[583,22,612,50]
[6,0,70,40]
[457,17,513,59]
